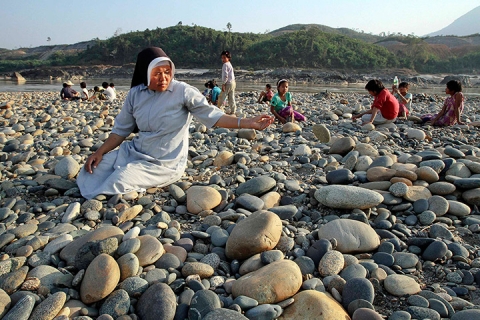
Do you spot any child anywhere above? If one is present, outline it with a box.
[392,82,412,119]
[423,80,464,126]
[257,84,274,104]
[202,82,212,101]
[352,79,399,125]
[207,80,222,106]
[217,50,237,114]
[270,79,306,124]
[109,83,117,93]
[89,86,107,101]
[80,82,90,100]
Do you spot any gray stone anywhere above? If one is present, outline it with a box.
[188,289,221,319]
[204,309,248,320]
[317,219,380,253]
[235,176,276,196]
[136,283,176,320]
[267,205,298,220]
[406,306,440,320]
[99,289,130,318]
[422,240,448,261]
[342,278,374,309]
[326,169,355,185]
[315,185,383,209]
[236,194,264,212]
[2,295,35,320]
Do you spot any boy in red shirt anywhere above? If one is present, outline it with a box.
[352,79,399,125]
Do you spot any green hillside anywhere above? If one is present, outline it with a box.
[0,24,479,74]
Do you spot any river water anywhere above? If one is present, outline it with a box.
[2,75,480,97]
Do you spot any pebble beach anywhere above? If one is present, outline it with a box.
[1,88,480,320]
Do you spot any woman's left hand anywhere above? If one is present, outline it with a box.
[247,114,275,130]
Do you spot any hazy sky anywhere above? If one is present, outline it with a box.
[1,0,478,50]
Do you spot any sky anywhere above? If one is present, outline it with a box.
[1,0,479,50]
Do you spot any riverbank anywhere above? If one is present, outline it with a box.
[1,90,480,319]
[3,65,480,89]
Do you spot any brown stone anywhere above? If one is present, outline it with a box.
[404,186,432,202]
[282,122,302,133]
[390,177,413,186]
[213,151,234,167]
[163,245,187,262]
[117,205,143,223]
[181,262,214,278]
[0,288,10,318]
[232,260,302,304]
[186,186,222,214]
[260,192,281,209]
[134,235,164,266]
[80,254,120,304]
[225,211,282,260]
[366,167,397,182]
[279,291,350,320]
[394,169,417,181]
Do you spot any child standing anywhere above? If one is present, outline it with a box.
[217,50,237,114]
[424,80,464,126]
[257,84,274,104]
[352,79,399,125]
[392,82,412,119]
[270,79,306,124]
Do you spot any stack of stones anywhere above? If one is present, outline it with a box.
[0,90,480,319]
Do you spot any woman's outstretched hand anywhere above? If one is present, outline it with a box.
[247,114,275,130]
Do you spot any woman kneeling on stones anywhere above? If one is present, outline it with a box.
[76,47,274,199]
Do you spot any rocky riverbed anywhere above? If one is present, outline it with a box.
[1,89,480,319]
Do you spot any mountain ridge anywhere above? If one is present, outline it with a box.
[427,6,480,37]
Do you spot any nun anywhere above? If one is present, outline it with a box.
[76,47,274,199]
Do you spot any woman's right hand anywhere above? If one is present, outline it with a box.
[84,152,103,174]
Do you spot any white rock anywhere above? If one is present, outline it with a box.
[406,128,426,140]
[44,234,73,254]
[62,202,81,223]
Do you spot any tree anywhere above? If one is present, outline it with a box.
[177,21,182,26]
[227,22,232,32]
[114,28,122,37]
[47,37,51,43]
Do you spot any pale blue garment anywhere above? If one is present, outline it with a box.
[76,80,224,199]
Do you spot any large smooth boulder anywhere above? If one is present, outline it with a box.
[60,226,124,266]
[232,260,302,304]
[317,219,380,253]
[384,274,421,296]
[279,290,350,320]
[80,254,120,304]
[226,211,282,260]
[134,235,164,266]
[329,137,355,156]
[314,185,383,210]
[186,186,222,214]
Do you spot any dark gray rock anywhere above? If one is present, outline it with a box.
[342,278,374,309]
[188,289,221,320]
[136,283,176,320]
[422,240,448,262]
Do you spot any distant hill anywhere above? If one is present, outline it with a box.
[427,6,480,36]
[269,24,381,43]
[1,23,479,75]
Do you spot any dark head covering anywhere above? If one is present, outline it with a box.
[130,47,174,88]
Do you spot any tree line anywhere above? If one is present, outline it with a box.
[1,25,479,74]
